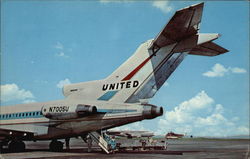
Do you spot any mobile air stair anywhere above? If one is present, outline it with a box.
[89,131,116,154]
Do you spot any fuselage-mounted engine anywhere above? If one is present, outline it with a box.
[41,104,97,120]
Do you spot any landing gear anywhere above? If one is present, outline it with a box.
[65,138,70,150]
[80,134,93,153]
[49,140,64,152]
[8,140,26,152]
[86,134,93,152]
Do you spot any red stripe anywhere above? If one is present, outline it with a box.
[122,55,154,81]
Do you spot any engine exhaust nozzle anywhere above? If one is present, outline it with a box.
[143,104,163,119]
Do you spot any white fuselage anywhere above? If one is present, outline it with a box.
[0,99,162,140]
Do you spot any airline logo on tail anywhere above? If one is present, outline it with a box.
[102,80,139,91]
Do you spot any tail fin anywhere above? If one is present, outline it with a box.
[104,40,186,103]
[64,3,228,104]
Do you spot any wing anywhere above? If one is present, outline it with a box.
[150,3,204,50]
[189,41,229,56]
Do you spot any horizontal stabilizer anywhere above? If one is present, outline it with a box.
[197,33,220,45]
[189,42,228,56]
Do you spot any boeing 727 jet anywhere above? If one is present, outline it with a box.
[0,3,228,153]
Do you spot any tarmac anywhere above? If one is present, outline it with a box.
[1,138,249,159]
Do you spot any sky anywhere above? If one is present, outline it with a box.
[1,0,249,137]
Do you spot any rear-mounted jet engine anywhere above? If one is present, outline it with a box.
[41,104,97,120]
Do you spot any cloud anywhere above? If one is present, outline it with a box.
[54,42,70,58]
[161,91,213,124]
[0,84,35,102]
[230,67,247,73]
[202,63,228,77]
[55,51,69,58]
[56,78,71,89]
[54,42,64,50]
[236,126,250,134]
[203,63,247,77]
[195,104,228,126]
[22,99,36,104]
[157,91,249,137]
[99,0,173,14]
[152,1,172,13]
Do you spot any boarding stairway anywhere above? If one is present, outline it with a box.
[89,131,116,154]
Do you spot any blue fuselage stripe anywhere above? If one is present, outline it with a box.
[0,109,137,121]
[0,111,43,120]
[98,91,118,101]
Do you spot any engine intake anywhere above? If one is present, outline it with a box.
[76,104,97,116]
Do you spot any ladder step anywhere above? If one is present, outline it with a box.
[89,131,111,154]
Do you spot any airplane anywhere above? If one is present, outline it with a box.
[165,132,185,139]
[106,130,154,138]
[0,2,228,153]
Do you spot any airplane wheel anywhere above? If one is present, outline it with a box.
[49,140,63,152]
[8,140,25,152]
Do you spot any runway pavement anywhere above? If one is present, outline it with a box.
[1,138,249,159]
